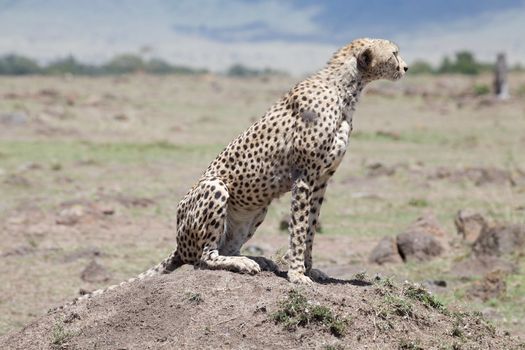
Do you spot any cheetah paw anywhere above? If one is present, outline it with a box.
[307,268,330,282]
[288,270,314,285]
[231,257,262,275]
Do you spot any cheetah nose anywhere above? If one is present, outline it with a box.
[403,66,408,72]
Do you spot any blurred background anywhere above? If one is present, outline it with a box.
[0,0,524,343]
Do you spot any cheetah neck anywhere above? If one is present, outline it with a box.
[317,58,365,110]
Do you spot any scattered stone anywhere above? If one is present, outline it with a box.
[3,174,31,187]
[17,162,42,172]
[0,111,29,125]
[114,113,129,121]
[473,223,525,257]
[38,88,59,97]
[368,236,403,264]
[279,214,290,231]
[429,166,515,186]
[467,270,507,301]
[114,195,155,208]
[0,246,36,258]
[455,209,488,242]
[50,161,63,171]
[63,247,105,263]
[406,212,448,241]
[451,255,516,279]
[98,203,115,216]
[366,162,396,177]
[397,230,444,262]
[80,260,111,283]
[375,130,401,140]
[422,279,448,294]
[56,204,87,226]
[243,245,265,255]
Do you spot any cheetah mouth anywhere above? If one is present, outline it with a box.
[392,71,403,80]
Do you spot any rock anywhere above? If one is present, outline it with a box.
[467,270,507,301]
[56,204,86,226]
[279,214,290,231]
[375,130,401,140]
[407,212,448,240]
[389,213,448,262]
[114,195,155,208]
[368,236,403,264]
[451,255,516,279]
[473,223,525,256]
[114,113,129,121]
[428,166,515,186]
[455,209,488,242]
[38,88,59,97]
[0,111,28,125]
[80,260,111,283]
[63,247,104,263]
[366,162,396,177]
[397,230,444,262]
[243,245,265,255]
[3,174,31,187]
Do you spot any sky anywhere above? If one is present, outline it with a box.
[0,0,524,75]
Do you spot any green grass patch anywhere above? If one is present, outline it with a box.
[272,289,349,337]
[0,140,223,168]
[403,284,447,314]
[50,320,73,349]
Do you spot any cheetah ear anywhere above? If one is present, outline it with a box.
[357,48,373,71]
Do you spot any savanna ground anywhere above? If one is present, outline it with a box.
[0,72,524,343]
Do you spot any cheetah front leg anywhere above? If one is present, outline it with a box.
[305,118,352,281]
[287,173,316,285]
[304,180,330,281]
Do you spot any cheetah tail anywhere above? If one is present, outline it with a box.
[49,250,184,313]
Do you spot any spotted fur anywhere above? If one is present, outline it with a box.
[66,38,407,307]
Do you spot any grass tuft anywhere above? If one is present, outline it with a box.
[50,320,72,349]
[403,284,447,314]
[272,289,349,337]
[185,292,203,304]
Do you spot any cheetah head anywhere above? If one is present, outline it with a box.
[330,38,408,82]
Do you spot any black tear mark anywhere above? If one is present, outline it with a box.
[291,166,303,181]
[301,110,318,123]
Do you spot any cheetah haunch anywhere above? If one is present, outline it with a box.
[74,38,407,305]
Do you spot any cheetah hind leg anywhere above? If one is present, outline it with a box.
[193,179,261,275]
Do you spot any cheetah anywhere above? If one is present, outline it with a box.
[72,38,407,305]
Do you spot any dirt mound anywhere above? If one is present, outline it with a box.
[1,266,520,350]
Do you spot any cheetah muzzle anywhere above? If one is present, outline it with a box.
[66,38,407,308]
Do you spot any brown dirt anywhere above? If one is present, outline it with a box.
[1,266,521,350]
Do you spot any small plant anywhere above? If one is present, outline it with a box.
[354,271,368,281]
[324,344,344,350]
[408,198,429,207]
[374,275,396,290]
[272,290,349,337]
[516,84,525,97]
[398,338,423,350]
[50,321,72,349]
[473,83,490,96]
[185,292,203,304]
[383,295,413,318]
[403,284,447,314]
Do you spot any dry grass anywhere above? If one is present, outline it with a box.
[0,73,524,337]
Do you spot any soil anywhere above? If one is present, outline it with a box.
[1,266,521,350]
